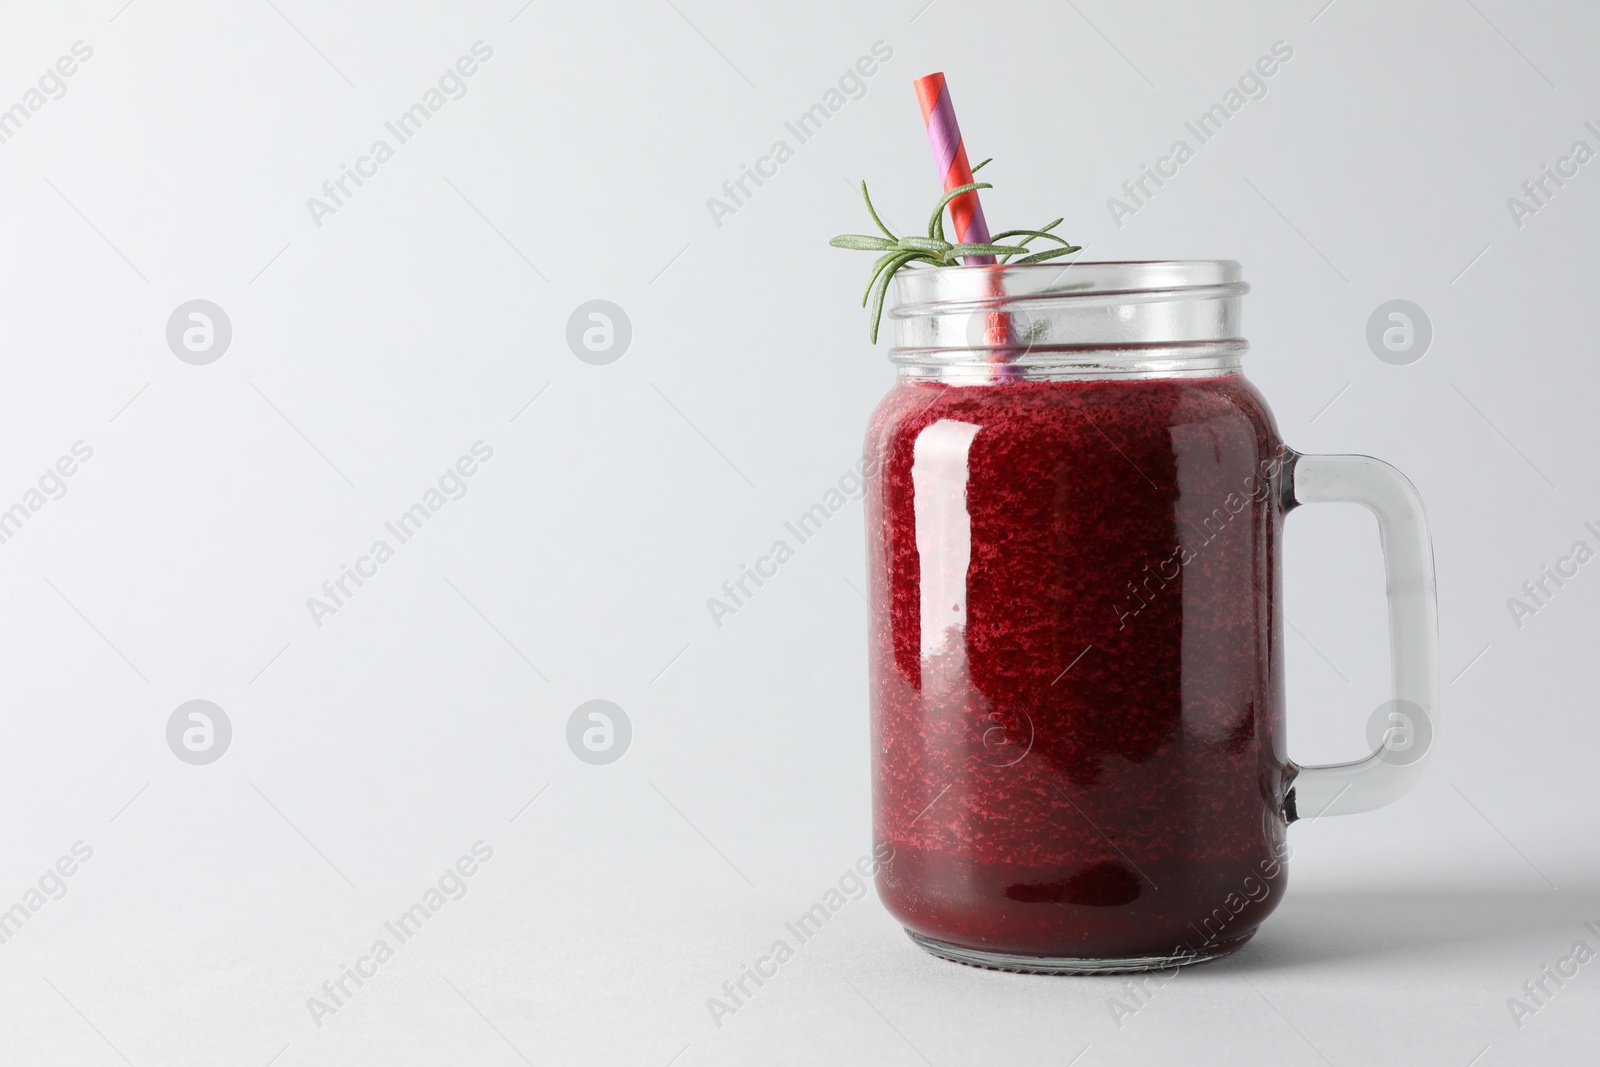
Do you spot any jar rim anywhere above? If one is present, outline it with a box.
[888,259,1247,310]
[886,260,1250,380]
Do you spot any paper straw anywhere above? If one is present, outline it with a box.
[913,72,994,265]
[914,72,1016,374]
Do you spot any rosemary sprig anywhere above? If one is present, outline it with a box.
[830,160,1081,342]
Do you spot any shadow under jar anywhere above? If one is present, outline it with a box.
[863,261,1437,973]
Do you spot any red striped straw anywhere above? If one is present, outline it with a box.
[915,72,1015,374]
[913,72,994,265]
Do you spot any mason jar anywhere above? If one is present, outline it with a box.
[863,261,1438,973]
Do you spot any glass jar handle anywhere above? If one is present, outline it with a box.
[1282,451,1439,821]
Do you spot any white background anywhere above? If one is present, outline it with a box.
[0,0,1596,1063]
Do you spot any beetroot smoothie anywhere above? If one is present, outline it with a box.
[865,373,1293,965]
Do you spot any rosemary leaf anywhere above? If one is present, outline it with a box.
[831,234,898,251]
[1015,245,1083,264]
[898,236,953,254]
[868,251,926,343]
[860,181,896,241]
[950,242,1029,258]
[829,164,1081,341]
[990,229,1075,245]
[926,182,992,240]
[862,250,910,306]
[1000,219,1065,262]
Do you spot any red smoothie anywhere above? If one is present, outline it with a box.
[865,373,1294,965]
